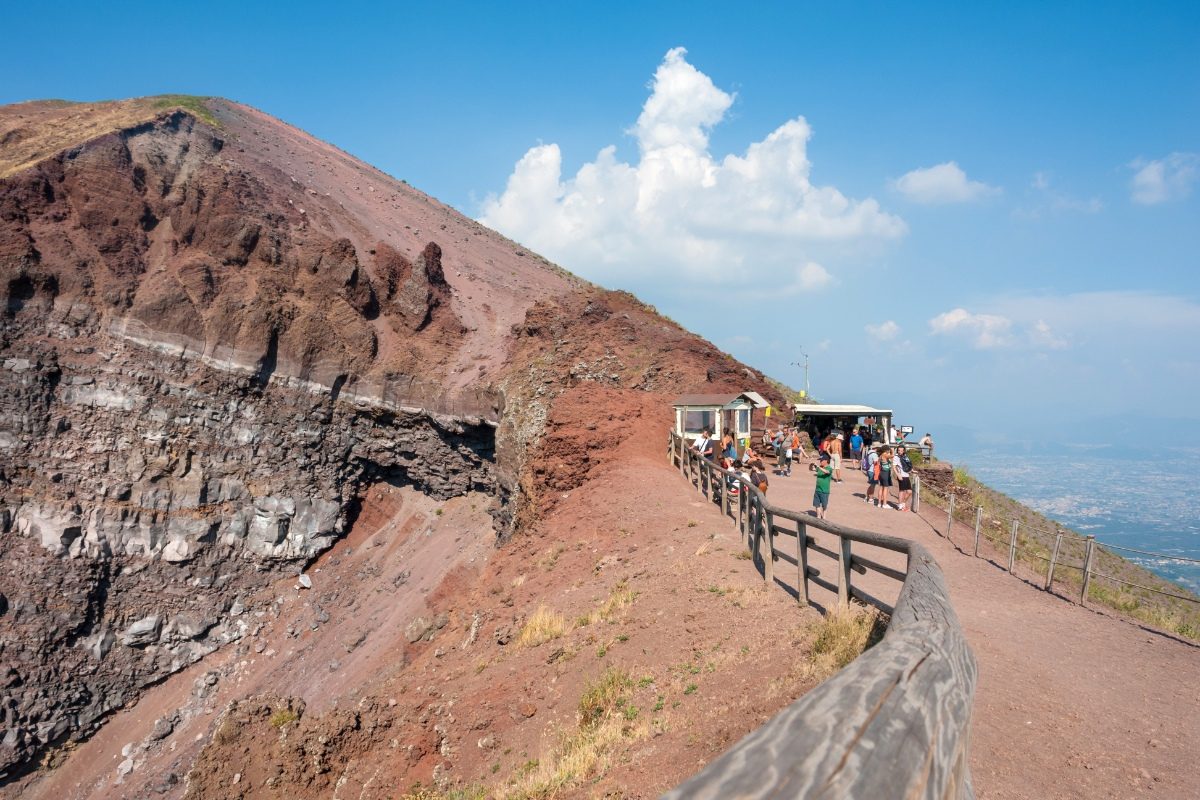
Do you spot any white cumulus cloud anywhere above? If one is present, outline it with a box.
[865,320,900,341]
[1130,152,1200,205]
[929,308,1013,349]
[479,47,906,295]
[893,162,1000,204]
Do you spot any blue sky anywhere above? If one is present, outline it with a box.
[4,1,1198,442]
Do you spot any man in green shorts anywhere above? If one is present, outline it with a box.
[812,453,833,519]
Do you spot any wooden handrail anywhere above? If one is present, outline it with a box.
[665,431,977,799]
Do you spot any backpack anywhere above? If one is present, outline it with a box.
[861,450,871,472]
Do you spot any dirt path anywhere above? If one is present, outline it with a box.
[762,458,1200,799]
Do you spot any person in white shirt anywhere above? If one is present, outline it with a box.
[894,445,913,511]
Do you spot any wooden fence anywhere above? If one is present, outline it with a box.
[663,432,977,799]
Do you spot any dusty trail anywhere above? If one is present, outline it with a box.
[762,457,1200,799]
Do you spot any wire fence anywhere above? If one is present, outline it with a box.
[916,478,1200,611]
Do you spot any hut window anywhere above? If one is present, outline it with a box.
[737,409,750,435]
[684,410,715,434]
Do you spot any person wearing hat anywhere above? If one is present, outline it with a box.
[812,452,833,519]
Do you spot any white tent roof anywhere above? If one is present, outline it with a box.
[792,403,893,417]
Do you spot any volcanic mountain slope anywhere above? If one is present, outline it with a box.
[0,96,783,783]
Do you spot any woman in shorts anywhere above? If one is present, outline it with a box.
[877,447,894,509]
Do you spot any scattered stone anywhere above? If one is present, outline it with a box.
[121,615,162,647]
[298,574,313,590]
[518,703,537,718]
[148,714,177,742]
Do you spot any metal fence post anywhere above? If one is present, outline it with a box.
[1008,520,1019,573]
[1046,531,1063,590]
[945,494,955,539]
[1080,535,1096,606]
[913,474,921,512]
[973,507,982,557]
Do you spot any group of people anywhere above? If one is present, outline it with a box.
[862,444,914,511]
[690,424,924,517]
[690,428,771,497]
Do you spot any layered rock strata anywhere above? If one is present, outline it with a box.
[0,104,502,776]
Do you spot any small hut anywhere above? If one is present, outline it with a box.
[672,392,768,446]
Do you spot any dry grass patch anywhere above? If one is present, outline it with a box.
[576,580,637,628]
[807,603,886,681]
[518,606,568,647]
[501,667,646,799]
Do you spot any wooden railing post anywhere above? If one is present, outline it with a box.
[737,484,745,539]
[837,535,851,607]
[973,507,982,557]
[1046,531,1063,590]
[796,520,809,605]
[763,506,775,585]
[1007,520,1019,573]
[945,494,955,539]
[1080,535,1096,606]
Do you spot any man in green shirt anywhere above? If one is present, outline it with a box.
[812,453,833,519]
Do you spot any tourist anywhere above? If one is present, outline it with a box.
[896,445,913,511]
[721,430,736,462]
[877,447,894,509]
[811,453,833,519]
[776,429,794,477]
[693,428,715,460]
[850,427,863,465]
[721,457,740,497]
[920,431,934,459]
[750,459,769,494]
[830,432,845,483]
[865,446,880,505]
[790,427,807,463]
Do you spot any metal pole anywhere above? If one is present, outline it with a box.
[973,507,982,557]
[913,474,921,512]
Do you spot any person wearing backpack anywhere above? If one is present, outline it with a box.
[877,447,894,509]
[864,447,880,505]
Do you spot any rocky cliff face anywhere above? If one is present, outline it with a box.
[0,97,781,780]
[0,101,508,777]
